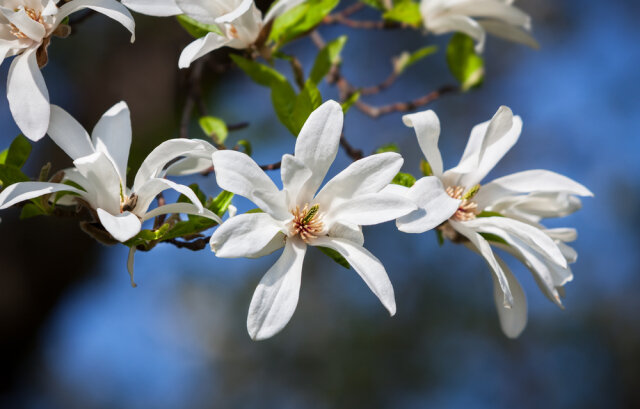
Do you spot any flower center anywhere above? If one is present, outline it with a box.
[446,185,479,222]
[290,204,324,243]
[9,7,45,39]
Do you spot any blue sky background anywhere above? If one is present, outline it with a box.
[1,0,639,408]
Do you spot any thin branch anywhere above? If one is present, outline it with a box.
[354,85,459,118]
[340,135,363,160]
[260,161,282,171]
[227,122,250,131]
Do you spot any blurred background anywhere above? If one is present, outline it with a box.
[1,0,639,408]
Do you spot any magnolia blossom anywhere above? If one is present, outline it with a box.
[389,106,592,337]
[122,0,304,68]
[0,101,221,243]
[419,0,538,53]
[209,100,416,340]
[0,0,135,141]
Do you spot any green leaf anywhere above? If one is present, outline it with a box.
[375,143,399,154]
[199,116,228,144]
[0,149,8,165]
[318,246,351,269]
[176,14,223,38]
[436,229,444,246]
[6,135,31,168]
[290,80,323,135]
[341,91,360,114]
[0,164,30,187]
[231,54,299,133]
[479,232,508,245]
[392,172,416,188]
[208,190,234,217]
[446,33,485,91]
[394,45,437,74]
[420,160,433,176]
[20,203,47,220]
[246,208,264,214]
[360,0,386,10]
[383,0,422,27]
[177,183,207,206]
[269,0,340,47]
[309,35,347,85]
[235,139,252,156]
[477,211,504,218]
[230,54,289,87]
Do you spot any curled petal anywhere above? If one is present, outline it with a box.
[96,208,141,242]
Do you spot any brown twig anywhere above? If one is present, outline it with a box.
[354,85,459,118]
[260,161,282,171]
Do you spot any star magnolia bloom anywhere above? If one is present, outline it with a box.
[0,101,221,243]
[0,0,135,141]
[122,0,304,68]
[389,106,592,338]
[419,0,538,53]
[209,100,416,340]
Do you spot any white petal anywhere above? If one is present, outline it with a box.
[211,150,283,212]
[492,256,527,339]
[133,138,216,191]
[247,237,306,340]
[475,169,592,207]
[544,228,577,243]
[450,0,530,27]
[396,176,460,234]
[480,20,539,49]
[264,0,305,22]
[178,33,233,69]
[0,182,82,209]
[210,213,286,258]
[328,221,364,246]
[56,0,136,42]
[91,101,131,182]
[464,216,567,268]
[402,109,443,176]
[427,14,486,53]
[324,192,416,227]
[280,154,311,208]
[142,202,221,225]
[311,237,396,316]
[134,178,203,215]
[165,157,213,176]
[294,100,343,202]
[0,7,45,41]
[121,0,182,16]
[48,105,95,160]
[444,106,522,187]
[7,50,50,141]
[96,208,141,242]
[73,151,122,214]
[450,220,514,308]
[314,152,404,211]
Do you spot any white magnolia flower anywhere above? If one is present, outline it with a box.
[0,101,221,243]
[209,100,416,340]
[419,0,538,53]
[0,0,135,141]
[389,106,592,338]
[122,0,304,68]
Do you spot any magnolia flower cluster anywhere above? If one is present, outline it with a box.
[0,0,590,341]
[0,99,591,340]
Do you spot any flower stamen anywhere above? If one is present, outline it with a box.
[291,204,324,243]
[10,7,45,39]
[446,185,479,221]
